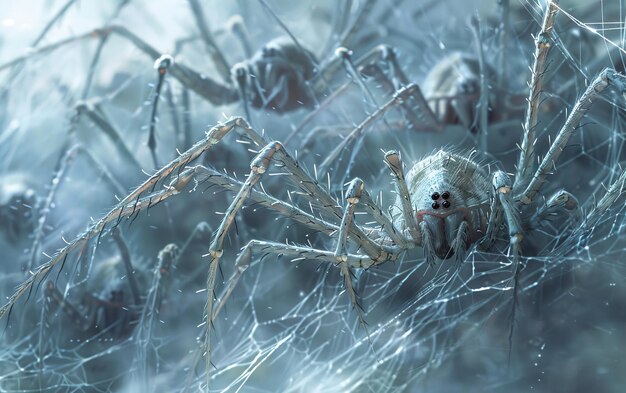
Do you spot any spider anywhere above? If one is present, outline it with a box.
[0,0,433,171]
[3,1,626,390]
[43,222,210,339]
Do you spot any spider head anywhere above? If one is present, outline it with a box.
[416,187,465,259]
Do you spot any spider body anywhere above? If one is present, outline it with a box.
[232,37,319,113]
[424,53,491,129]
[398,151,491,259]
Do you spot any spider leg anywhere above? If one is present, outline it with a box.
[582,167,626,228]
[26,143,126,272]
[419,221,437,268]
[334,178,403,324]
[212,240,381,322]
[337,0,376,50]
[44,281,90,331]
[470,14,489,152]
[384,151,422,244]
[357,45,439,131]
[491,171,524,363]
[334,48,387,121]
[211,176,409,321]
[181,88,193,151]
[288,44,438,147]
[519,69,626,205]
[529,189,580,230]
[313,45,438,132]
[210,177,406,321]
[479,171,515,251]
[1,118,269,320]
[135,243,180,390]
[81,0,131,99]
[498,0,510,92]
[186,0,231,82]
[75,101,143,172]
[514,0,559,188]
[204,142,397,383]
[449,220,470,275]
[148,55,174,169]
[317,84,421,178]
[208,142,392,266]
[112,228,141,307]
[227,15,252,58]
[347,178,413,248]
[194,166,339,236]
[0,25,240,106]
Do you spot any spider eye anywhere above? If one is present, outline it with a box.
[442,200,451,208]
[431,192,440,200]
[431,202,440,209]
[263,46,277,57]
[442,191,450,200]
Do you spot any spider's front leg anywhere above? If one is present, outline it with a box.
[487,171,524,360]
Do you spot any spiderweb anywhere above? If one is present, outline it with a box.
[0,0,625,392]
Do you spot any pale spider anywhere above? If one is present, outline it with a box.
[3,1,626,390]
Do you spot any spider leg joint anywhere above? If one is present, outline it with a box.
[251,141,283,174]
[346,178,364,204]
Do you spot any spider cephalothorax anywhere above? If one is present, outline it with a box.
[392,150,491,260]
[232,37,319,113]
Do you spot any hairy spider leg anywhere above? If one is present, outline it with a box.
[290,44,437,146]
[0,118,261,320]
[519,68,626,205]
[204,140,400,386]
[148,55,174,169]
[316,84,423,179]
[529,189,580,230]
[489,171,524,364]
[26,141,127,273]
[212,172,414,323]
[135,243,180,390]
[514,0,559,189]
[384,151,422,244]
